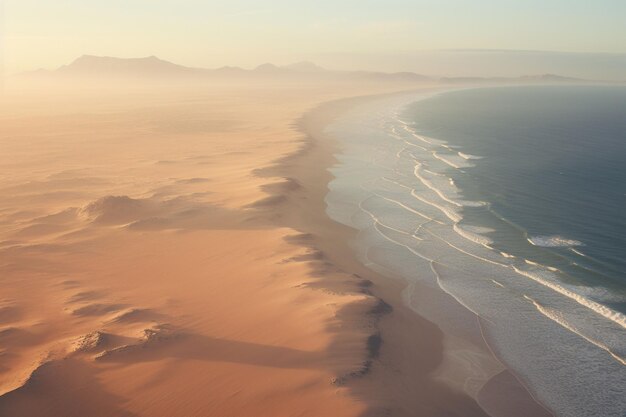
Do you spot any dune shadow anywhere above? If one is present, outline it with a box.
[99,332,325,370]
[0,359,139,417]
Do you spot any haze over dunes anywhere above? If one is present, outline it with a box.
[1,1,624,416]
[12,54,600,87]
[0,52,616,417]
[0,67,495,416]
[17,54,432,84]
[0,81,373,416]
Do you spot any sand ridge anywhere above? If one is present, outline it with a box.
[0,81,421,416]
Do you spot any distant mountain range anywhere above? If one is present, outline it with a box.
[20,55,593,85]
[22,55,432,84]
[57,55,194,76]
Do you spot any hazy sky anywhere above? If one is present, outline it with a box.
[2,0,626,74]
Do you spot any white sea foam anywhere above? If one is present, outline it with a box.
[491,279,505,288]
[410,189,462,223]
[458,152,483,160]
[528,235,583,247]
[421,167,446,177]
[381,176,412,190]
[414,165,484,208]
[462,225,496,234]
[400,126,436,146]
[361,205,413,238]
[413,164,463,207]
[523,295,626,366]
[404,140,428,151]
[427,228,507,267]
[369,217,435,264]
[523,260,559,273]
[460,200,487,207]
[570,248,589,258]
[370,189,440,223]
[562,283,626,304]
[395,147,407,158]
[453,224,494,247]
[513,267,626,329]
[419,134,449,147]
[387,130,429,151]
[433,152,465,169]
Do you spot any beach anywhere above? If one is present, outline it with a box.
[2,79,622,416]
[3,2,623,415]
[320,87,626,417]
[298,92,558,417]
[0,80,486,416]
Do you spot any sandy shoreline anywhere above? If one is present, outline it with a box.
[0,81,550,416]
[290,90,555,417]
[277,90,491,416]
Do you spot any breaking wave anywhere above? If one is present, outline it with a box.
[513,266,626,329]
[528,235,584,248]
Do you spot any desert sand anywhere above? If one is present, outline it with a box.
[0,78,494,416]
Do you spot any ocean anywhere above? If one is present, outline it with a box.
[324,86,626,417]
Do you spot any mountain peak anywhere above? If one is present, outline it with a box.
[72,55,164,64]
[57,55,194,77]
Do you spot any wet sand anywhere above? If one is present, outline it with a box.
[295,91,554,417]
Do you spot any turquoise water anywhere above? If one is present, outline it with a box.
[324,87,626,417]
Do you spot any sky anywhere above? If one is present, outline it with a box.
[2,0,626,76]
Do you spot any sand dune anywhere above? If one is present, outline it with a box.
[0,80,388,416]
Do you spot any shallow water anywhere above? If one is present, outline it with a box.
[325,87,626,417]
